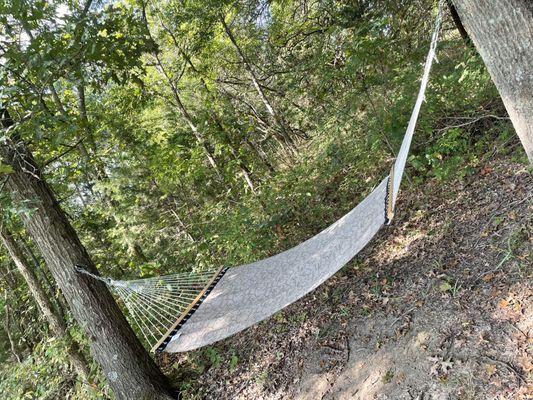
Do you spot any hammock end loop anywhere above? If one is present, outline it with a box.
[74,264,113,285]
[385,164,395,225]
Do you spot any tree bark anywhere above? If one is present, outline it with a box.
[0,228,91,381]
[0,109,175,400]
[452,0,533,163]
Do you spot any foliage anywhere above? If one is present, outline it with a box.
[0,335,107,399]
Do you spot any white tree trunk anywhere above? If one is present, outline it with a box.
[452,0,533,163]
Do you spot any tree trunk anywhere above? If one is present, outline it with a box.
[140,5,221,175]
[166,82,221,173]
[244,136,276,173]
[220,17,297,152]
[0,110,175,400]
[19,235,68,320]
[3,292,22,363]
[76,81,108,180]
[0,228,91,381]
[50,84,68,118]
[452,0,533,163]
[186,57,257,192]
[160,22,258,191]
[446,0,471,45]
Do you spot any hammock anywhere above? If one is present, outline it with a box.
[77,0,444,354]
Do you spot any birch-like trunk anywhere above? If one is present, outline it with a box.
[452,0,533,163]
[220,17,297,152]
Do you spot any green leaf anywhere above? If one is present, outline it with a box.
[439,282,452,292]
[0,163,13,174]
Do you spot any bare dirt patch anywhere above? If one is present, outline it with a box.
[164,158,532,400]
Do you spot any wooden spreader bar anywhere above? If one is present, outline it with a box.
[152,266,228,353]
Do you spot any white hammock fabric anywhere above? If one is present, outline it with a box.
[78,0,444,353]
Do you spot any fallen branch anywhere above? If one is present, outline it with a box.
[437,114,510,132]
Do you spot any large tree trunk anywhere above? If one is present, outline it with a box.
[0,110,175,400]
[452,0,533,163]
[0,228,91,381]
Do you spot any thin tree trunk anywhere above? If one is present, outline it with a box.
[160,22,258,191]
[0,109,175,400]
[0,228,92,381]
[76,81,108,180]
[149,177,196,242]
[452,0,533,163]
[166,82,221,173]
[50,84,68,118]
[220,17,297,152]
[1,262,18,289]
[24,22,97,178]
[445,0,471,45]
[157,62,221,174]
[19,235,68,320]
[3,292,22,363]
[170,208,195,242]
[187,67,257,192]
[220,85,290,163]
[244,136,276,173]
[140,5,221,175]
[1,269,31,352]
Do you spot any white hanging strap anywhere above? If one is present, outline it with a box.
[388,0,445,216]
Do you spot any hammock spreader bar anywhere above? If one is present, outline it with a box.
[152,266,229,353]
[76,0,444,354]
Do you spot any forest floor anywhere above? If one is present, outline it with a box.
[165,156,532,400]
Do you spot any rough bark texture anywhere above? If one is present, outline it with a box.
[0,111,175,400]
[452,0,533,163]
[0,229,91,380]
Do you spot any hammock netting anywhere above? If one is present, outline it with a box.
[77,0,445,354]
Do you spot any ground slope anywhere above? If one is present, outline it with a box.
[168,157,532,400]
